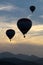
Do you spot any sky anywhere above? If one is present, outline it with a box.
[0,0,43,57]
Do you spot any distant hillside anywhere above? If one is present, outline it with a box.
[15,54,39,61]
[0,52,43,65]
[0,52,15,58]
[0,52,39,61]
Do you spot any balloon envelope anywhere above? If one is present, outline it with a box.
[17,18,32,37]
[6,29,15,41]
[30,6,36,13]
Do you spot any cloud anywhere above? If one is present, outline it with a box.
[29,24,43,36]
[31,25,43,32]
[0,16,18,24]
[0,4,26,13]
[0,5,19,11]
[39,15,43,18]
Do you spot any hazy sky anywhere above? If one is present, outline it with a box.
[0,0,43,57]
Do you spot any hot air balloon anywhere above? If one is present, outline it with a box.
[6,29,15,41]
[17,18,32,38]
[30,5,36,13]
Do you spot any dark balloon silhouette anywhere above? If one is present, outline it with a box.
[6,29,15,41]
[17,18,32,38]
[30,6,36,13]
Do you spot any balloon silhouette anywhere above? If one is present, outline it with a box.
[30,5,36,13]
[17,18,32,38]
[6,29,15,41]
